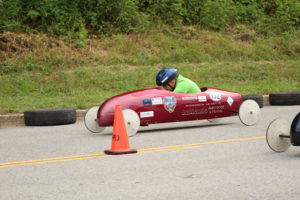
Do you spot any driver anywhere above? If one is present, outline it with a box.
[156,68,201,93]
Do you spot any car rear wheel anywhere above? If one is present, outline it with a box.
[84,106,106,133]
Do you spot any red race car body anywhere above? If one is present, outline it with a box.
[97,87,243,126]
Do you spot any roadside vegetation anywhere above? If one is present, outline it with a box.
[0,0,299,114]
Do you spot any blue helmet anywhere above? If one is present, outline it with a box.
[156,68,178,86]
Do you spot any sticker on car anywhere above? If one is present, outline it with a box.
[140,111,154,118]
[143,99,152,106]
[182,96,198,100]
[198,96,207,102]
[227,96,234,106]
[209,93,222,102]
[151,97,163,105]
[164,96,177,113]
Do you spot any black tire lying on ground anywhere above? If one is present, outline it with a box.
[269,92,300,105]
[24,108,76,126]
[242,94,264,108]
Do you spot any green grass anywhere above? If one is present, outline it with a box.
[0,27,299,114]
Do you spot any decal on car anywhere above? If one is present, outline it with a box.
[209,93,222,102]
[198,96,207,102]
[140,111,154,118]
[151,97,163,105]
[185,104,201,107]
[208,105,225,114]
[182,96,198,100]
[182,108,208,116]
[227,96,234,106]
[143,99,152,106]
[163,96,177,113]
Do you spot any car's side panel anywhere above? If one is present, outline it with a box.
[97,88,243,126]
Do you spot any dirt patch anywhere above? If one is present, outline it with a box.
[0,32,35,60]
[0,31,68,61]
[0,31,111,64]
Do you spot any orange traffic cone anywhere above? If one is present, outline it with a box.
[104,104,137,155]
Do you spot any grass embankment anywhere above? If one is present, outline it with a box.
[0,27,299,114]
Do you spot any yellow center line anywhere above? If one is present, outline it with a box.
[138,136,265,152]
[0,136,265,168]
[0,153,107,166]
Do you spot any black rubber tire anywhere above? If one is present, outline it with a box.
[269,92,300,105]
[242,94,264,108]
[24,108,76,126]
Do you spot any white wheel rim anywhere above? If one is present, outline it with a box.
[239,100,260,126]
[266,118,291,152]
[84,106,105,133]
[208,118,221,123]
[123,109,140,137]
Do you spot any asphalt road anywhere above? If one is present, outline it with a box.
[1,105,300,200]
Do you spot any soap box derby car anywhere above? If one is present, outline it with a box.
[85,87,261,136]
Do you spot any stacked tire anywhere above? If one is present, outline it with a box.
[24,108,76,126]
[269,92,300,106]
[242,94,264,108]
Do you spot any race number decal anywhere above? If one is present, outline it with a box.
[209,93,222,102]
[163,96,177,113]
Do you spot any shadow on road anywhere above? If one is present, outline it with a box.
[84,122,234,137]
